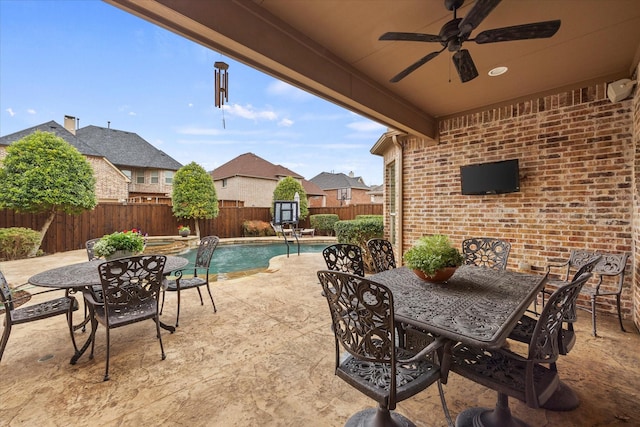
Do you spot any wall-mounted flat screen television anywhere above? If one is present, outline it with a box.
[460,159,520,195]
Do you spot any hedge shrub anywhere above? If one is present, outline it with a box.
[334,216,384,272]
[310,214,339,236]
[0,227,41,260]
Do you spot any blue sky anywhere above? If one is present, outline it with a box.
[0,0,385,186]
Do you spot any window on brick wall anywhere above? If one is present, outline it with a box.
[222,178,228,188]
[165,171,174,184]
[136,171,145,184]
[150,170,159,184]
[121,169,131,180]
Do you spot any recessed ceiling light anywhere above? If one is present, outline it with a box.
[488,66,508,77]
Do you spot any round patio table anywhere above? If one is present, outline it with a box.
[28,255,188,364]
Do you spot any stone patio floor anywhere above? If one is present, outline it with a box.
[1,242,639,426]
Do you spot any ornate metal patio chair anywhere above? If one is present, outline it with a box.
[539,249,595,307]
[539,249,628,336]
[366,238,397,273]
[317,270,452,427]
[1,270,78,362]
[322,243,365,277]
[581,252,628,336]
[450,272,592,425]
[160,236,219,327]
[84,255,166,381]
[461,237,511,270]
[509,254,601,356]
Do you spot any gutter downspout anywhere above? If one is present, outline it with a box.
[392,134,403,263]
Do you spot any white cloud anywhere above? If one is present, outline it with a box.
[222,103,278,121]
[278,118,294,127]
[27,108,36,115]
[128,111,137,116]
[6,108,15,117]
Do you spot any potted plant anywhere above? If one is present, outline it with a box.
[178,225,190,237]
[403,234,464,282]
[93,230,146,260]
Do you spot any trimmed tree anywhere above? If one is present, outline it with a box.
[271,176,308,220]
[171,162,219,237]
[0,131,97,256]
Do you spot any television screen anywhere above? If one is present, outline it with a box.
[460,159,520,195]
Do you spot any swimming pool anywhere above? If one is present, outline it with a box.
[178,242,328,276]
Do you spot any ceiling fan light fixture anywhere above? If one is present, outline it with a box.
[488,66,508,77]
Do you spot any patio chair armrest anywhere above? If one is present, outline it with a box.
[545,260,570,275]
[397,335,448,363]
[82,289,104,307]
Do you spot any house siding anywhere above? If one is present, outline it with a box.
[390,76,638,328]
[215,176,282,207]
[87,156,129,202]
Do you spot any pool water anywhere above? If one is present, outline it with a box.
[178,242,328,275]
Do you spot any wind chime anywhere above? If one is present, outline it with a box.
[214,61,229,128]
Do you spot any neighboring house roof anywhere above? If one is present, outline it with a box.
[367,184,383,195]
[0,120,182,172]
[301,179,325,197]
[0,120,103,157]
[309,171,370,190]
[77,125,182,170]
[210,152,303,181]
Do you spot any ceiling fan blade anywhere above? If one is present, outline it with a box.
[390,49,444,83]
[458,0,502,38]
[474,20,561,44]
[379,32,441,43]
[452,49,478,83]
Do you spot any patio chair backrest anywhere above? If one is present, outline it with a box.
[194,236,219,269]
[366,238,397,273]
[86,238,102,261]
[462,237,511,270]
[528,272,592,364]
[322,244,365,277]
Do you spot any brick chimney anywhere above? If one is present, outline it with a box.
[63,115,76,135]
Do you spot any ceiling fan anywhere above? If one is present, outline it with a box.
[379,0,561,83]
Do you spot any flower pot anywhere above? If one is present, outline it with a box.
[106,250,136,261]
[413,267,458,283]
[179,229,190,237]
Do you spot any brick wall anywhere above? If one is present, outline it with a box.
[87,156,129,202]
[633,66,640,329]
[322,188,371,207]
[400,80,637,323]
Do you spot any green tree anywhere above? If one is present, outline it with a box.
[271,176,308,220]
[171,162,219,237]
[0,131,97,256]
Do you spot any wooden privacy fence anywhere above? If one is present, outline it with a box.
[0,204,382,254]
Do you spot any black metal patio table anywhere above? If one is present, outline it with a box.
[370,265,570,427]
[28,255,189,364]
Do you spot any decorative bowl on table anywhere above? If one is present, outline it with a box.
[403,234,464,283]
[413,267,458,283]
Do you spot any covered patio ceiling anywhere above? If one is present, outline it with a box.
[105,0,640,140]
